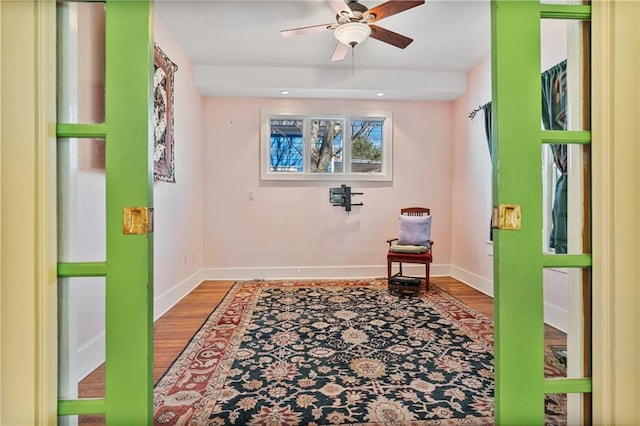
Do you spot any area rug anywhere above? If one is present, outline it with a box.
[153,279,566,425]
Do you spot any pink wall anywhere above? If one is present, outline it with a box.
[449,20,570,331]
[153,8,568,295]
[68,15,207,380]
[202,98,453,278]
[451,54,493,292]
[450,19,569,289]
[153,16,205,313]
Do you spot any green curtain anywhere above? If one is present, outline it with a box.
[541,60,568,253]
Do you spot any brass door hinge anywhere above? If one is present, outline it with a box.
[123,207,154,235]
[492,204,522,230]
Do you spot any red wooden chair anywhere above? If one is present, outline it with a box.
[386,207,433,292]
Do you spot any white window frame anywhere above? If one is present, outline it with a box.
[260,109,393,181]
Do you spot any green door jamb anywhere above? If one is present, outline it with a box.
[56,0,154,423]
[491,1,592,424]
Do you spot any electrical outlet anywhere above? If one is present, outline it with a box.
[249,190,256,201]
[183,254,188,264]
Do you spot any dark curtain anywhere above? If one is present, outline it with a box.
[481,102,493,241]
[541,60,568,253]
[482,102,492,156]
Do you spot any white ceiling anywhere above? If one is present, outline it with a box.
[155,0,491,101]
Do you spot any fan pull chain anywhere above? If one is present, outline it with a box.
[351,46,355,76]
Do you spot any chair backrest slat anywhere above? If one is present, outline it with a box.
[401,207,430,216]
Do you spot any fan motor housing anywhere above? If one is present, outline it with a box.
[337,0,369,23]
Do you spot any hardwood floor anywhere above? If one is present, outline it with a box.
[76,281,235,424]
[76,277,566,423]
[152,281,236,382]
[434,277,567,348]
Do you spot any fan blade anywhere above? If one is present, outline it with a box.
[326,0,352,17]
[365,0,425,23]
[281,23,336,37]
[330,42,349,61]
[369,24,414,48]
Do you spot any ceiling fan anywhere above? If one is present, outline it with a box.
[281,0,426,62]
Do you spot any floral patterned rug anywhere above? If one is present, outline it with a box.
[153,279,566,425]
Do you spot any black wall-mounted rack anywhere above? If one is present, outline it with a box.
[329,184,363,212]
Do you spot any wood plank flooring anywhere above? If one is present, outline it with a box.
[76,277,566,424]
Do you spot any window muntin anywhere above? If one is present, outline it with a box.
[261,110,392,181]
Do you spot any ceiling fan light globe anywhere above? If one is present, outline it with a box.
[334,22,371,47]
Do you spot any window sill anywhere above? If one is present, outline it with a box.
[260,172,392,182]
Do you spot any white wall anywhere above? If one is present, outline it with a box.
[153,16,206,318]
[202,98,453,279]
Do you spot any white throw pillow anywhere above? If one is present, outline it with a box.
[397,214,432,247]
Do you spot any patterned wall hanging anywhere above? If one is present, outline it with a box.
[153,44,178,183]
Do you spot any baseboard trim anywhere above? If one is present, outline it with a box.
[450,265,494,297]
[543,302,568,334]
[77,263,567,382]
[450,265,568,333]
[77,269,206,381]
[77,333,105,381]
[154,269,206,320]
[200,264,451,281]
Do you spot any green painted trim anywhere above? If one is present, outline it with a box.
[540,4,591,20]
[492,1,592,423]
[56,1,154,422]
[57,262,107,277]
[541,130,592,144]
[104,0,154,424]
[544,378,593,394]
[542,254,592,268]
[58,399,106,416]
[56,123,107,139]
[492,1,546,423]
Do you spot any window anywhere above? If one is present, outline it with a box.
[261,110,392,181]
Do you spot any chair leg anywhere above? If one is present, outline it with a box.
[387,257,392,281]
[399,262,403,276]
[425,262,430,291]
